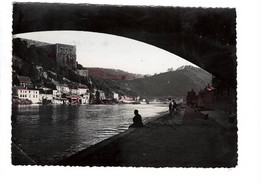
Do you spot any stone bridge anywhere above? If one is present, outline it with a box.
[13,3,236,87]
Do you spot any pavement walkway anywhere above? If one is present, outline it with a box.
[56,106,237,167]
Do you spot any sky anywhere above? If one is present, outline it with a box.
[14,31,197,75]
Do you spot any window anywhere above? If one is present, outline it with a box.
[20,90,22,93]
[29,91,30,93]
[19,94,22,97]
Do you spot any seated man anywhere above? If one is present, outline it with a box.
[129,110,144,128]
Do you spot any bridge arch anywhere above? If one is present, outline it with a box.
[13,3,236,86]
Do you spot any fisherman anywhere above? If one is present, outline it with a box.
[129,110,144,128]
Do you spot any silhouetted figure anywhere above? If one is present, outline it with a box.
[169,100,173,115]
[129,110,143,128]
[172,100,177,110]
[169,100,177,117]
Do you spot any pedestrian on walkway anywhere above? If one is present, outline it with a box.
[169,99,173,116]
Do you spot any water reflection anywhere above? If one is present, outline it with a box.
[12,104,167,164]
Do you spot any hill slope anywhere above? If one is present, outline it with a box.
[128,65,212,97]
[87,67,144,80]
[91,66,212,98]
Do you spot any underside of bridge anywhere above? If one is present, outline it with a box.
[13,3,236,88]
[13,3,237,113]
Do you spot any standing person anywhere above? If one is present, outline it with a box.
[129,110,144,128]
[171,100,177,117]
[169,100,173,116]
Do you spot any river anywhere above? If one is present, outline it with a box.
[12,103,168,164]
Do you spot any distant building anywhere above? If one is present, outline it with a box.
[52,79,70,97]
[108,92,119,100]
[78,87,89,95]
[60,84,70,94]
[39,89,53,104]
[18,38,77,70]
[99,90,106,100]
[53,90,58,98]
[113,92,119,100]
[15,88,40,103]
[13,75,32,87]
[38,43,77,70]
[77,69,88,77]
[52,80,61,97]
[79,94,90,104]
[70,86,79,95]
[95,90,106,100]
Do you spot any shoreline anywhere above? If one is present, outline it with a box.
[55,106,237,167]
[12,104,168,165]
[54,110,169,166]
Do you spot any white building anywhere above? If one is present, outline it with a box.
[53,90,58,98]
[17,88,40,103]
[80,93,90,104]
[78,87,88,95]
[39,94,53,103]
[39,89,53,103]
[99,90,106,100]
[112,92,119,100]
[70,88,79,95]
[61,84,70,93]
[52,79,68,95]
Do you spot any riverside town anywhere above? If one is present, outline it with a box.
[12,38,134,106]
[12,36,237,167]
[11,4,237,168]
[12,37,236,110]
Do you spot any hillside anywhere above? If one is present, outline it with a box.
[12,38,92,89]
[86,67,144,80]
[91,65,212,98]
[12,37,211,98]
[128,65,212,97]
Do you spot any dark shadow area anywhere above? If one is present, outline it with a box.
[13,3,236,86]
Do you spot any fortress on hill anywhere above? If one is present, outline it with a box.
[19,38,77,70]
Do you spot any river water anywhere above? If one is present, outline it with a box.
[12,103,168,164]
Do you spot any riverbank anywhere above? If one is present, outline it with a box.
[56,106,237,167]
